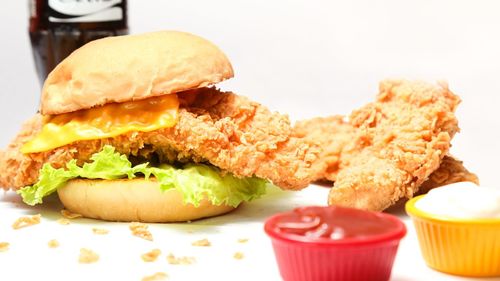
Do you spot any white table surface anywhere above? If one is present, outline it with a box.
[1,184,499,281]
[1,1,500,280]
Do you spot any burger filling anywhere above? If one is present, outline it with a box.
[22,94,180,154]
[2,88,313,207]
[18,145,269,207]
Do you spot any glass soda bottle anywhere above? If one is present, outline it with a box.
[29,0,128,85]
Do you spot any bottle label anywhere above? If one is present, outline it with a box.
[29,0,36,18]
[48,0,124,23]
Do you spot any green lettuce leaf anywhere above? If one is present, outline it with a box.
[18,145,269,207]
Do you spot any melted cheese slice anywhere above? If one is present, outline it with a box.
[22,94,179,154]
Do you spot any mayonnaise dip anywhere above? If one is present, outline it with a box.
[415,182,500,219]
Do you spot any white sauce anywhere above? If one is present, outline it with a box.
[415,182,500,219]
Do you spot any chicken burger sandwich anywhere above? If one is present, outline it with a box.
[0,31,320,222]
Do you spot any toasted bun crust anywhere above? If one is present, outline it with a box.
[41,31,234,115]
[57,178,236,222]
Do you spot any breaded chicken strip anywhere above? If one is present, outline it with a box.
[326,80,461,210]
[294,115,355,182]
[295,80,469,210]
[0,88,320,191]
[294,117,478,192]
[418,155,479,194]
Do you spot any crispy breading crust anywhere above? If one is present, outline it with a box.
[295,80,469,211]
[0,88,321,191]
[294,117,478,193]
[328,80,461,210]
[418,155,479,194]
[293,115,355,182]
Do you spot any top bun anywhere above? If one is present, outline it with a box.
[41,31,234,115]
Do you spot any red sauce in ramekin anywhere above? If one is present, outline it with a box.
[265,206,406,245]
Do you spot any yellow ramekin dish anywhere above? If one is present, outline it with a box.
[406,195,500,277]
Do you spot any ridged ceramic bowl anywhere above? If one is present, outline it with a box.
[406,195,500,277]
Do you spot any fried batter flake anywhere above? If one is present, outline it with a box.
[233,252,244,260]
[142,272,168,281]
[0,242,9,252]
[166,253,196,265]
[78,248,99,264]
[61,209,83,219]
[129,222,153,241]
[12,214,41,229]
[92,227,109,235]
[142,249,161,262]
[191,238,211,247]
[48,239,59,248]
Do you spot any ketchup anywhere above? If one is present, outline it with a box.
[265,207,407,281]
[266,206,406,244]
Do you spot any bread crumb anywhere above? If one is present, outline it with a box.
[57,218,70,225]
[129,222,153,241]
[142,272,168,281]
[142,249,161,262]
[92,228,109,235]
[0,242,9,252]
[237,238,249,243]
[12,214,41,229]
[191,238,211,247]
[78,248,99,264]
[48,239,59,248]
[234,252,244,260]
[166,253,196,265]
[61,209,83,219]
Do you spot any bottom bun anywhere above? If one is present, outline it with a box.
[57,178,236,222]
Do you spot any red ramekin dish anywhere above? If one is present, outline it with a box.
[264,206,406,281]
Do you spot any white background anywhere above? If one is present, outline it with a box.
[0,1,500,281]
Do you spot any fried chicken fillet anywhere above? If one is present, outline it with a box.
[331,80,461,210]
[0,88,320,191]
[294,117,479,192]
[294,115,354,182]
[418,155,479,194]
[296,80,468,211]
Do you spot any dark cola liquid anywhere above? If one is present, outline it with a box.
[29,0,128,85]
